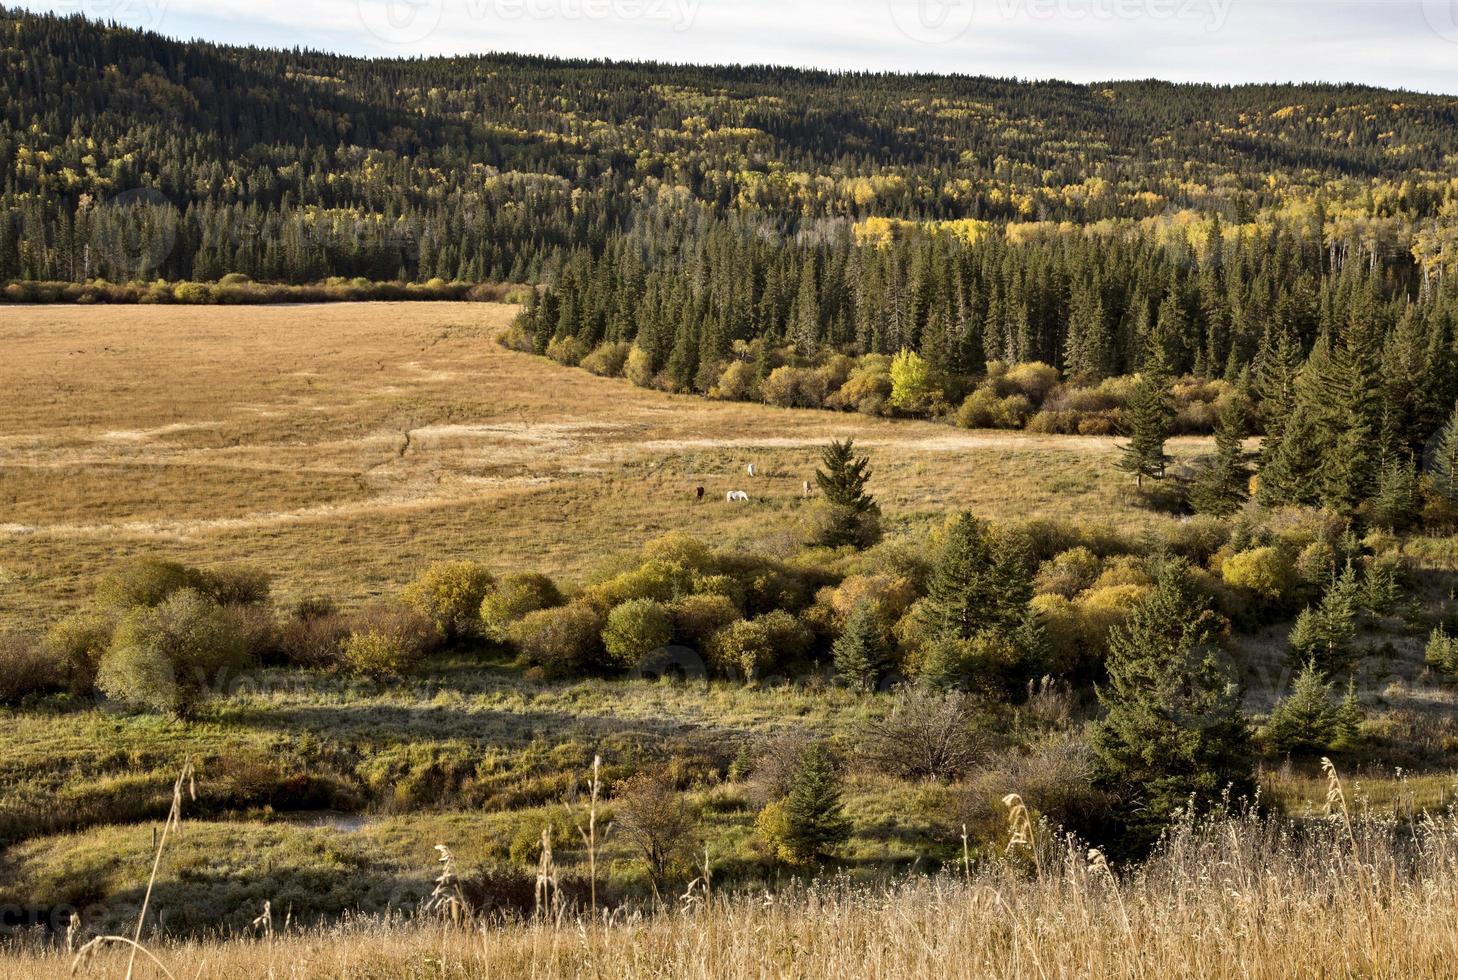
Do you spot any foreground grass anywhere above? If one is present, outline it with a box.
[7,810,1458,979]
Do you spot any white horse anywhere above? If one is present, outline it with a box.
[746,463,756,477]
[726,490,750,503]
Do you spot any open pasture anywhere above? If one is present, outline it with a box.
[0,302,1205,630]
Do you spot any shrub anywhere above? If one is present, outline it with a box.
[0,634,62,703]
[812,573,917,629]
[225,602,281,661]
[709,360,758,401]
[94,557,199,608]
[480,573,562,642]
[1221,546,1296,602]
[1034,547,1103,598]
[858,687,986,779]
[708,611,811,680]
[545,334,589,366]
[670,594,742,649]
[1003,362,1060,402]
[97,589,253,715]
[624,346,655,387]
[400,560,496,641]
[1072,584,1150,655]
[509,603,605,677]
[278,599,350,669]
[580,341,632,377]
[957,388,1034,429]
[587,560,693,609]
[340,602,436,678]
[613,770,699,890]
[825,358,893,415]
[602,598,674,669]
[761,365,830,408]
[196,565,272,605]
[44,609,117,694]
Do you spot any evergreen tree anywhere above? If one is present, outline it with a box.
[1090,559,1253,851]
[778,743,851,862]
[1288,565,1359,675]
[815,438,878,514]
[832,603,891,692]
[1332,678,1365,751]
[1189,396,1251,516]
[1264,660,1338,755]
[1117,355,1173,487]
[1430,403,1458,505]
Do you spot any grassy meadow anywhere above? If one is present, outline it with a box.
[0,302,1201,630]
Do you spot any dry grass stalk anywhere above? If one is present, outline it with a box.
[71,758,195,980]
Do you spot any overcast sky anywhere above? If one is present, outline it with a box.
[21,0,1458,93]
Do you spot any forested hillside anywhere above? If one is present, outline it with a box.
[3,4,1458,286]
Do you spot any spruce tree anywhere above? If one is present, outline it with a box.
[1117,355,1173,488]
[832,603,890,692]
[1189,396,1251,516]
[1430,403,1458,505]
[779,743,851,862]
[815,438,878,514]
[1264,660,1338,755]
[1090,559,1253,851]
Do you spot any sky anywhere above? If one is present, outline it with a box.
[20,0,1458,93]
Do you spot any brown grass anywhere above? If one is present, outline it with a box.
[0,302,1208,629]
[7,806,1458,979]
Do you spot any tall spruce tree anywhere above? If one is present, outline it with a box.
[1090,559,1254,852]
[815,438,878,514]
[1117,354,1173,487]
[1189,395,1251,516]
[832,603,891,692]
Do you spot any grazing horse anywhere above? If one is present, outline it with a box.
[695,486,705,502]
[726,490,749,502]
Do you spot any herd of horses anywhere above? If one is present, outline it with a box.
[695,465,812,504]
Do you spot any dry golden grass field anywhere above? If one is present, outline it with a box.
[0,301,1207,631]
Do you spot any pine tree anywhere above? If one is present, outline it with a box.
[778,743,851,862]
[1090,559,1253,852]
[1189,396,1250,516]
[1117,355,1173,488]
[1264,660,1338,755]
[832,603,890,692]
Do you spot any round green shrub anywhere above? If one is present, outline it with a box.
[400,560,496,641]
[602,598,674,669]
[97,589,253,715]
[94,557,200,609]
[480,573,563,642]
[508,603,605,677]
